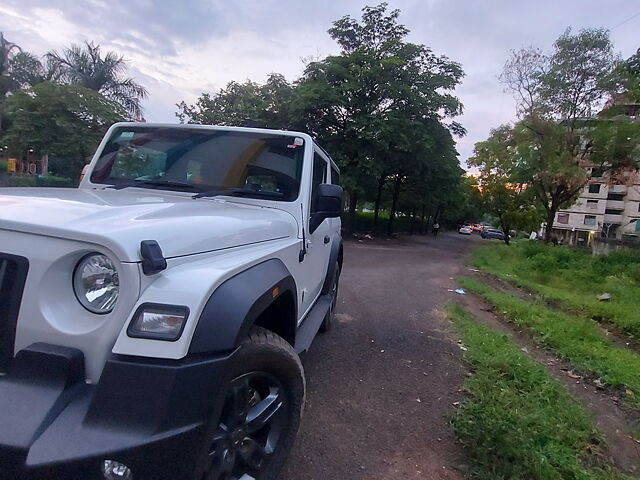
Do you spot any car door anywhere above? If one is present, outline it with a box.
[299,150,332,317]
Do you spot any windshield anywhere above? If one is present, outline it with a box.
[90,126,305,201]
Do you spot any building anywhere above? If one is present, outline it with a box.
[549,168,640,246]
[548,94,640,246]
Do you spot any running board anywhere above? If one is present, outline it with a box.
[295,294,331,354]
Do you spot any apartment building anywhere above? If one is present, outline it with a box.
[549,169,640,246]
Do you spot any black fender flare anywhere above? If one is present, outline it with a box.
[321,234,343,295]
[188,259,298,355]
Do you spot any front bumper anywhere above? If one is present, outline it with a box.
[0,343,234,479]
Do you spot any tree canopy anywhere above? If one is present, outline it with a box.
[177,3,467,235]
[2,82,125,178]
[485,27,640,243]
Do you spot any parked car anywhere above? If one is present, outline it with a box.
[459,225,472,235]
[481,228,506,240]
[0,123,343,480]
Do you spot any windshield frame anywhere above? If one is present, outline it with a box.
[84,123,310,203]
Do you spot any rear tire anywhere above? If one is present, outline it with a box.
[201,327,305,480]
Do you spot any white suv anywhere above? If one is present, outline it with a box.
[0,123,343,480]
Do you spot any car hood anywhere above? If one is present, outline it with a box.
[0,188,298,262]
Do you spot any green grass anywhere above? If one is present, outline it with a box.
[351,210,413,233]
[449,305,629,480]
[458,277,640,404]
[471,241,640,339]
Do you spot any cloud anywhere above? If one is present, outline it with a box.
[1,0,639,168]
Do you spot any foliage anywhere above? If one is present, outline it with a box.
[8,51,57,88]
[0,32,21,97]
[176,74,295,129]
[46,41,147,119]
[468,125,544,244]
[458,275,640,405]
[175,5,468,236]
[471,242,640,339]
[615,49,640,103]
[296,4,467,233]
[496,28,640,243]
[1,174,75,188]
[449,305,627,480]
[1,82,125,178]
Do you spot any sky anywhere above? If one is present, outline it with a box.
[1,0,639,168]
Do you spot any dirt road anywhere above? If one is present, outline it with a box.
[281,233,480,480]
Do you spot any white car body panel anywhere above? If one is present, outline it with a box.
[0,229,141,381]
[0,189,297,261]
[112,237,301,360]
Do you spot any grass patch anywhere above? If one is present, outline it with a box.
[351,210,413,233]
[458,277,640,405]
[470,241,640,339]
[449,304,628,480]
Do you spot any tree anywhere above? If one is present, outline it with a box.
[0,32,22,133]
[0,32,21,97]
[1,82,125,178]
[46,41,147,119]
[176,74,295,129]
[294,3,464,234]
[612,48,640,104]
[7,51,60,88]
[468,125,543,245]
[501,28,638,243]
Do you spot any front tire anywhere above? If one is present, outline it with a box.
[201,327,305,480]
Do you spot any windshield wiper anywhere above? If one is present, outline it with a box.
[192,188,285,200]
[108,179,203,192]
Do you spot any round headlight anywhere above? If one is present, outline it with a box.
[73,254,119,314]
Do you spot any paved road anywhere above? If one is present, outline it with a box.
[281,233,479,480]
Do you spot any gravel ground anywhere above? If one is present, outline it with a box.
[281,232,480,480]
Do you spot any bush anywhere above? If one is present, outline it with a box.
[37,175,76,188]
[516,239,547,258]
[5,175,37,187]
[526,252,558,273]
[1,174,75,188]
[0,160,6,173]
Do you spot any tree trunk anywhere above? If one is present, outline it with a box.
[499,216,511,246]
[543,199,559,244]
[387,176,402,237]
[419,205,426,235]
[373,175,385,233]
[409,211,415,235]
[346,190,358,235]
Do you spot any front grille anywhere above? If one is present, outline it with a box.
[0,253,29,374]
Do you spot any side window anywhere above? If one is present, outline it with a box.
[311,152,328,213]
[331,166,340,186]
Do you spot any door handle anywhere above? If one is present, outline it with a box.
[324,235,330,244]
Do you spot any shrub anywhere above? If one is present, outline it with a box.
[527,252,558,273]
[516,239,547,258]
[1,174,75,188]
[5,175,37,187]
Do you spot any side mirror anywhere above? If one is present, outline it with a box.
[309,183,343,233]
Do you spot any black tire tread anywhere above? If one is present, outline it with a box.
[244,326,306,402]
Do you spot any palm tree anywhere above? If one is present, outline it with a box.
[0,32,21,97]
[47,41,148,119]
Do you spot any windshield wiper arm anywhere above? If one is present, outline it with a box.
[109,180,203,191]
[193,188,285,200]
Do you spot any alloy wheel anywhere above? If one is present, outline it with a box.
[204,372,287,480]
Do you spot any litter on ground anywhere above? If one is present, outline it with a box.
[448,288,467,295]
